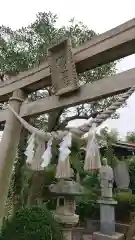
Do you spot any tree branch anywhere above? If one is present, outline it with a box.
[57,110,103,130]
[58,115,89,130]
[48,109,64,131]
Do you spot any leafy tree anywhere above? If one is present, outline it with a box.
[126,130,135,143]
[0,206,63,240]
[96,127,119,167]
[128,156,135,193]
[125,131,135,193]
[97,127,119,144]
[0,12,120,210]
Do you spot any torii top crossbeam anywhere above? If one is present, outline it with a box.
[0,18,135,122]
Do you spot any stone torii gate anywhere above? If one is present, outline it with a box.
[0,18,135,228]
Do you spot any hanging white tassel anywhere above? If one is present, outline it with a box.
[41,139,53,168]
[84,123,101,172]
[56,132,72,179]
[27,134,34,144]
[25,133,35,164]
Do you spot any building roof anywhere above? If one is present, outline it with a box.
[100,141,135,158]
[111,141,135,151]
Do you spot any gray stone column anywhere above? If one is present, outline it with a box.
[99,199,117,235]
[93,198,124,240]
[0,89,26,228]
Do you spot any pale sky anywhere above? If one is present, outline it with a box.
[0,0,135,138]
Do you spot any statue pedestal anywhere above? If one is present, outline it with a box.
[93,198,124,240]
[98,199,117,235]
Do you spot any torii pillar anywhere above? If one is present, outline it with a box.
[0,89,26,228]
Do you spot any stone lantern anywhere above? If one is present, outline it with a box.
[49,179,84,240]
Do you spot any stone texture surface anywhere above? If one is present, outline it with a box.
[83,234,92,240]
[0,18,135,101]
[100,203,115,234]
[93,232,124,240]
[48,38,79,96]
[114,161,130,190]
[98,199,117,235]
[0,90,26,227]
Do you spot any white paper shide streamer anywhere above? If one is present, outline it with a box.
[56,132,72,179]
[41,139,52,168]
[25,133,36,164]
[84,123,101,171]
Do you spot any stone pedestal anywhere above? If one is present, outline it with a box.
[62,228,72,240]
[93,198,124,240]
[99,199,117,235]
[93,232,124,240]
[54,213,79,240]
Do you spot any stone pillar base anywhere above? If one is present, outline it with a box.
[98,199,117,235]
[93,232,124,240]
[53,213,79,240]
[62,228,72,240]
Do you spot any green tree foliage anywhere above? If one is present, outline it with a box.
[0,206,63,240]
[126,130,135,143]
[115,192,135,222]
[125,131,135,193]
[128,156,135,193]
[97,127,119,145]
[76,191,99,222]
[97,127,119,167]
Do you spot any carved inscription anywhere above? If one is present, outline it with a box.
[48,38,79,96]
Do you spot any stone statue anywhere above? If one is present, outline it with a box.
[99,158,114,198]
